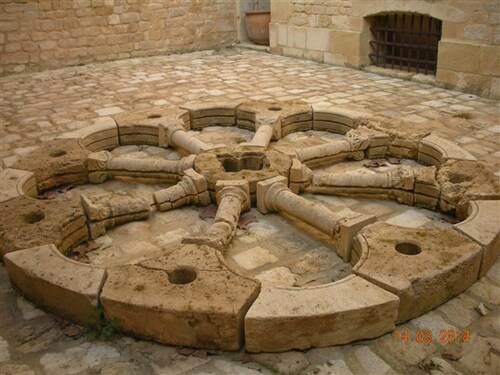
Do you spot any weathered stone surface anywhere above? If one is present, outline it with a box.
[437,160,500,218]
[153,168,210,211]
[114,105,189,144]
[100,244,260,350]
[0,196,88,258]
[87,151,194,184]
[454,200,500,277]
[245,275,399,352]
[194,146,291,202]
[238,100,312,138]
[252,351,310,375]
[0,168,37,203]
[257,176,375,261]
[59,117,119,151]
[364,117,435,159]
[81,192,150,238]
[181,101,239,130]
[39,342,120,375]
[184,180,249,250]
[418,133,477,167]
[4,244,105,324]
[355,222,482,323]
[312,105,369,134]
[13,139,90,192]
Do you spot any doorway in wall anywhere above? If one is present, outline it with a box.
[367,13,442,75]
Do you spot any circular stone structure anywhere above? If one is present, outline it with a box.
[194,145,292,202]
[0,100,498,353]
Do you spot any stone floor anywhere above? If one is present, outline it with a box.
[0,49,499,375]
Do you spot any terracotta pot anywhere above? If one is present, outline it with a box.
[245,10,270,46]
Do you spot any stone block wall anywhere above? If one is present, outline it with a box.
[270,0,499,98]
[0,0,237,75]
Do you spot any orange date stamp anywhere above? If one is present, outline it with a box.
[393,328,471,344]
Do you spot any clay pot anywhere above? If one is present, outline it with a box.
[245,10,270,46]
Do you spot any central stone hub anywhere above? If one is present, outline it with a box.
[194,146,292,204]
[217,151,269,172]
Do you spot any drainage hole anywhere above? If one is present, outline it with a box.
[23,210,45,224]
[147,114,162,119]
[268,106,282,111]
[169,267,197,285]
[49,149,67,157]
[395,242,422,256]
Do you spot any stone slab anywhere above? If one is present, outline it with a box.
[13,139,90,192]
[4,244,105,324]
[0,196,88,258]
[100,244,260,351]
[454,200,500,277]
[244,275,399,352]
[418,134,477,168]
[0,168,37,203]
[355,222,482,323]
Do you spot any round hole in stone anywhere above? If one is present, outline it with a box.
[147,114,162,119]
[169,267,197,285]
[268,106,282,111]
[49,149,67,158]
[23,210,45,224]
[395,242,422,256]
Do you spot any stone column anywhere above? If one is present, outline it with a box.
[257,176,375,262]
[86,150,195,183]
[153,169,210,211]
[163,120,212,154]
[309,165,416,205]
[296,131,370,166]
[183,180,250,250]
[241,113,280,149]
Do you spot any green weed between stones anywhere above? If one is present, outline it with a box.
[85,305,121,341]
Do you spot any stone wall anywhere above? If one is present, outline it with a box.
[270,0,500,98]
[0,0,237,75]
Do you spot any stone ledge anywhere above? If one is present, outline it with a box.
[418,133,477,168]
[4,244,105,324]
[244,275,399,352]
[354,222,482,323]
[0,168,37,203]
[100,244,260,351]
[454,200,500,278]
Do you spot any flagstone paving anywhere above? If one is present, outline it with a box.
[0,48,498,374]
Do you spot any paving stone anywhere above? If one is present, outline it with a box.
[39,343,120,375]
[252,351,310,375]
[0,364,35,375]
[353,346,397,375]
[254,267,298,287]
[385,209,432,228]
[0,336,10,363]
[232,246,279,270]
[16,297,45,320]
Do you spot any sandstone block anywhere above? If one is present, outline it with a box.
[355,222,482,323]
[437,40,481,74]
[4,244,105,324]
[0,196,88,257]
[13,139,90,192]
[100,244,260,350]
[454,200,500,278]
[418,134,476,168]
[245,275,399,352]
[0,168,37,203]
